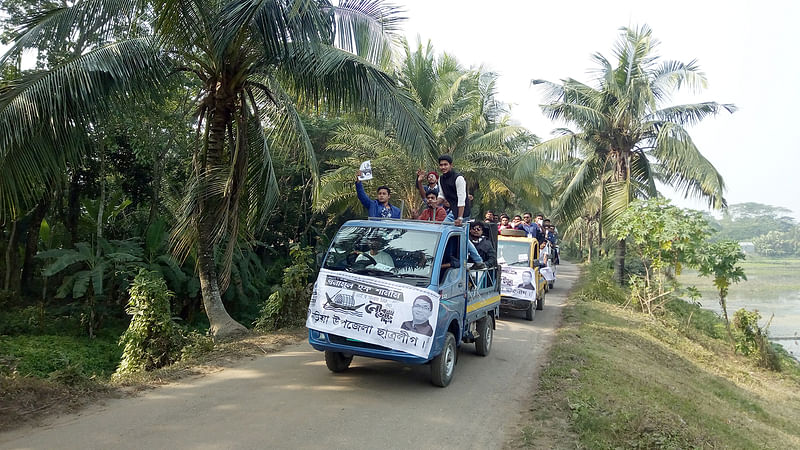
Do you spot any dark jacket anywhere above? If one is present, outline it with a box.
[355,181,401,218]
[470,236,496,267]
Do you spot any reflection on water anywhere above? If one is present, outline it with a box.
[699,291,800,362]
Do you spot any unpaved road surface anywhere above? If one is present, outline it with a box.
[1,262,578,450]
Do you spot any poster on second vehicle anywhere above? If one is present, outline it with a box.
[500,266,536,301]
[306,269,440,358]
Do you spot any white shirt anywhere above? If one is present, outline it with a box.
[356,250,395,270]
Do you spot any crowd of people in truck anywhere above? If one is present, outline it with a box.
[353,154,559,270]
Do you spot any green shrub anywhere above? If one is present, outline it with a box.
[0,335,122,378]
[180,331,215,362]
[732,309,781,371]
[663,297,726,340]
[114,269,184,377]
[0,305,46,335]
[573,262,627,305]
[254,244,314,331]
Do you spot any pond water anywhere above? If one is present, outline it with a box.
[678,258,800,362]
[698,291,800,362]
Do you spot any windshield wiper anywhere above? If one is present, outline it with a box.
[349,268,395,277]
[392,273,428,279]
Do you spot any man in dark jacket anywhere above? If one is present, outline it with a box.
[355,170,401,218]
[469,223,496,267]
[436,154,470,227]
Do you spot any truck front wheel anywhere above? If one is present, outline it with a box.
[431,332,457,387]
[475,315,493,356]
[325,351,353,373]
[525,301,535,321]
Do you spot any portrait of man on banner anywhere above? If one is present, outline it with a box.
[517,270,535,290]
[401,295,434,336]
[500,266,536,301]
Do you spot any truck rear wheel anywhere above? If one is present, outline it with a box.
[536,290,545,310]
[324,350,353,373]
[431,332,457,387]
[475,315,493,356]
[525,301,535,321]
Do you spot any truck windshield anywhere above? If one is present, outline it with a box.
[498,240,531,267]
[322,226,439,287]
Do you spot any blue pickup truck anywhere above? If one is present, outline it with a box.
[306,219,501,387]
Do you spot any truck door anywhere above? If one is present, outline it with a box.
[437,232,464,297]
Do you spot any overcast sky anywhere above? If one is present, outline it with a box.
[397,0,800,218]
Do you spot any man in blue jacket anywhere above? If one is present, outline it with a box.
[355,170,402,218]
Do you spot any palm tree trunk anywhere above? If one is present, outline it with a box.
[21,195,50,293]
[196,90,247,339]
[613,238,626,285]
[196,217,247,338]
[4,220,19,291]
[597,219,603,254]
[66,170,81,246]
[148,148,163,227]
[587,226,593,263]
[96,141,106,258]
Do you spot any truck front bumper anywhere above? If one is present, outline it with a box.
[308,329,431,365]
[500,296,533,311]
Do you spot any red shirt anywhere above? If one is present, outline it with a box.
[418,206,447,222]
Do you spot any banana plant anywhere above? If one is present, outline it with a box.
[37,238,141,337]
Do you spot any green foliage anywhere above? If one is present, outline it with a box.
[752,229,800,257]
[610,198,710,314]
[254,244,314,331]
[114,269,184,377]
[221,247,276,325]
[0,334,122,379]
[571,262,627,305]
[319,40,541,219]
[663,296,726,340]
[695,241,747,299]
[523,267,800,449]
[715,202,797,242]
[37,239,142,301]
[36,238,143,337]
[179,331,215,362]
[694,240,747,340]
[732,309,781,371]
[524,26,731,232]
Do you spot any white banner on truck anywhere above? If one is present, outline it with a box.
[540,266,556,282]
[306,269,440,358]
[500,266,536,301]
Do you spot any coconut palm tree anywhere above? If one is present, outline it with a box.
[317,39,538,218]
[517,25,735,284]
[0,0,435,337]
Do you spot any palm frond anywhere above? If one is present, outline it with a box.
[0,0,140,66]
[281,42,435,159]
[647,102,736,126]
[330,0,406,67]
[651,121,726,208]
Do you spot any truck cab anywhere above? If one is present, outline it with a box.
[307,219,500,387]
[497,230,547,320]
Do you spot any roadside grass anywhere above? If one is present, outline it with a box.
[0,328,306,431]
[513,264,800,449]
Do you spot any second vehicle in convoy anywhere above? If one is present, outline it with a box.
[497,229,547,321]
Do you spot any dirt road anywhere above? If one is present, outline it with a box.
[1,262,577,450]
